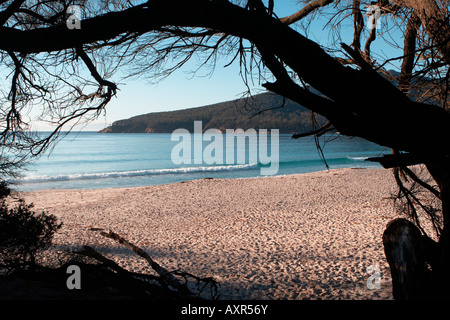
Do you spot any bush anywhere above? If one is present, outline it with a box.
[0,181,61,273]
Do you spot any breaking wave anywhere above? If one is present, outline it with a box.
[13,163,259,184]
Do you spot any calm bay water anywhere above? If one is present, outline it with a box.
[11,132,388,191]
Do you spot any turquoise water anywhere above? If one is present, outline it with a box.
[10,132,388,191]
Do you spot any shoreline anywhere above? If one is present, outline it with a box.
[12,165,378,193]
[18,167,398,299]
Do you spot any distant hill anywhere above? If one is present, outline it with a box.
[99,70,443,134]
[99,92,326,134]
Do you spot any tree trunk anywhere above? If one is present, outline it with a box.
[428,163,450,299]
[394,0,450,64]
[383,218,432,299]
[384,163,450,299]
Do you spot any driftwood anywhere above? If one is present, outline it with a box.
[98,230,191,295]
[1,247,178,299]
[76,245,160,282]
[72,228,221,299]
[382,218,432,299]
[77,245,127,273]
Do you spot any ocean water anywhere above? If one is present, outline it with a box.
[10,132,388,191]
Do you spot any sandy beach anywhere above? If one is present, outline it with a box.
[17,167,400,300]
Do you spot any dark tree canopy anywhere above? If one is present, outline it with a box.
[1,0,450,299]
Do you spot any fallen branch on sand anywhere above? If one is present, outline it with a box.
[99,230,190,294]
[76,228,221,299]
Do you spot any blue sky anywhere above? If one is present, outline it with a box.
[89,0,301,131]
[31,0,403,131]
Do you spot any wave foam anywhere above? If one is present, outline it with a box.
[14,164,259,184]
[346,156,369,161]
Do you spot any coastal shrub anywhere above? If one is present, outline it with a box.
[0,181,61,273]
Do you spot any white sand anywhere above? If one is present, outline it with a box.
[18,168,400,300]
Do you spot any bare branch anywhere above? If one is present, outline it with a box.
[0,0,26,26]
[401,165,441,199]
[75,46,117,95]
[364,24,377,60]
[351,0,364,50]
[280,0,334,25]
[100,230,190,294]
[393,0,450,63]
[399,14,421,93]
[292,121,334,139]
[248,95,286,119]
